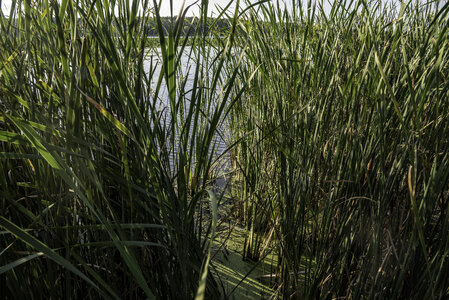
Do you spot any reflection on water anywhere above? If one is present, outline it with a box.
[143,47,231,184]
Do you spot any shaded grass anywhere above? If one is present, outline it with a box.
[212,225,277,299]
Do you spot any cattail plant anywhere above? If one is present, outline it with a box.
[0,0,242,298]
[229,0,449,298]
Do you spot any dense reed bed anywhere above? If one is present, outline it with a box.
[1,0,449,299]
[0,0,241,298]
[229,0,449,298]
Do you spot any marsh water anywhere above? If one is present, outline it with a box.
[141,48,278,298]
[143,46,231,183]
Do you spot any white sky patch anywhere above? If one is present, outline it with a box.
[1,0,12,16]
[158,0,333,17]
[158,0,240,17]
[0,0,243,17]
[2,1,439,19]
[0,0,321,17]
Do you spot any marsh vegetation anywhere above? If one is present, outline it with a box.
[1,0,449,299]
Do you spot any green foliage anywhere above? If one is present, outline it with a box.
[1,0,449,299]
[0,0,239,298]
[229,0,449,298]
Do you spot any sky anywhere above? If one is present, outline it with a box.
[165,0,331,17]
[158,0,242,17]
[3,0,440,19]
[0,0,242,17]
[0,0,314,17]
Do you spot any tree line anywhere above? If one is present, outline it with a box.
[143,16,231,36]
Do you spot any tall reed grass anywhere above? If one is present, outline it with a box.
[2,0,449,298]
[0,0,241,298]
[229,0,449,298]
